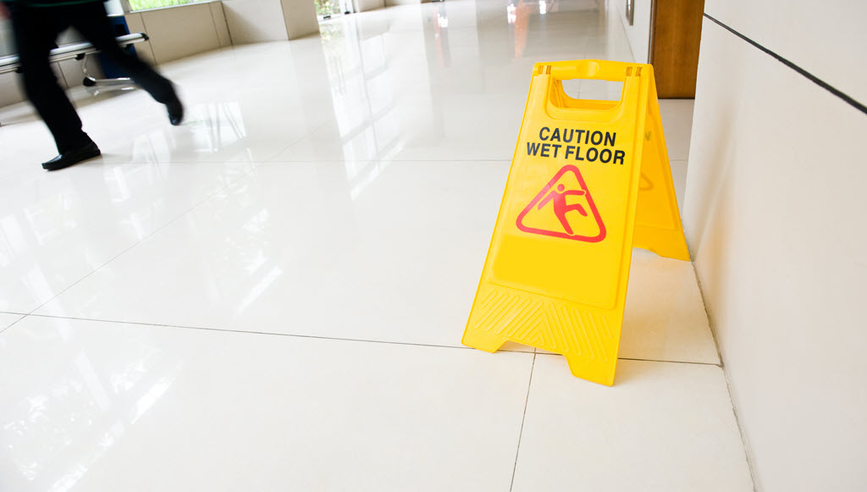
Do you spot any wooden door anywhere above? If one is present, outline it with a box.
[650,0,705,98]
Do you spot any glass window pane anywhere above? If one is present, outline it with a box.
[128,0,210,12]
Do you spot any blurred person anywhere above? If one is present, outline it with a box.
[0,0,183,170]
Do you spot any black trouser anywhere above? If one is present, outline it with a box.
[8,1,176,153]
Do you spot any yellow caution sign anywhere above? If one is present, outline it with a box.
[463,60,689,386]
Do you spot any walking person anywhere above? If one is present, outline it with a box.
[0,0,183,170]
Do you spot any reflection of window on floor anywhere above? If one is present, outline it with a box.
[127,0,209,12]
[315,0,353,20]
[128,102,247,162]
[320,21,403,198]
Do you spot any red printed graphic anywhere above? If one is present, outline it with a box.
[516,165,606,242]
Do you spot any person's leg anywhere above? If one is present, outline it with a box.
[66,2,183,123]
[9,3,95,153]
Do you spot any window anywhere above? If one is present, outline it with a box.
[0,18,13,57]
[127,0,210,12]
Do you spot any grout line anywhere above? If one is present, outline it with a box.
[688,261,759,492]
[704,13,867,116]
[605,356,719,367]
[688,260,726,369]
[13,314,725,369]
[0,315,27,335]
[270,158,513,163]
[24,164,262,317]
[532,351,721,367]
[719,360,760,492]
[509,352,536,492]
[23,313,538,353]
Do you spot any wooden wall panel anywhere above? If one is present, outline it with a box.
[650,0,705,98]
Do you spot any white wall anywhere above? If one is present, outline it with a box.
[704,0,866,106]
[0,28,106,107]
[384,0,428,7]
[0,3,231,107]
[354,0,384,12]
[222,0,289,44]
[0,17,14,57]
[222,0,319,44]
[610,0,651,63]
[1,0,322,108]
[0,67,85,109]
[683,1,867,491]
[125,2,232,65]
[0,72,24,109]
[280,0,320,40]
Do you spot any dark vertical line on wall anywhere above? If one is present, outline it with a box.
[219,3,235,46]
[207,3,220,47]
[137,13,155,64]
[690,264,759,491]
[57,61,71,92]
[703,13,867,116]
[276,0,290,41]
[647,0,656,64]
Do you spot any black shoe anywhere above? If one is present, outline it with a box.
[42,142,101,171]
[166,96,184,126]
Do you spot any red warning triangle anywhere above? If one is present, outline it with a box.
[516,165,606,242]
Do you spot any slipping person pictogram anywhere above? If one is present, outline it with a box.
[516,164,606,242]
[537,184,587,235]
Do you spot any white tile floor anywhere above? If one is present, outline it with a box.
[0,0,753,490]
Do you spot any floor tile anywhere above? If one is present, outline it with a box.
[35,159,715,362]
[512,357,753,492]
[0,2,745,490]
[36,161,514,349]
[536,248,719,365]
[272,97,526,162]
[0,113,57,184]
[0,313,23,331]
[0,160,252,312]
[0,316,533,491]
[620,249,719,364]
[77,87,324,165]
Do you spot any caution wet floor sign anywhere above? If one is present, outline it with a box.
[462,60,689,386]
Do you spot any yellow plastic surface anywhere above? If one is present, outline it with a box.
[462,60,690,386]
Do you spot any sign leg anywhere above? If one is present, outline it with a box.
[462,327,508,353]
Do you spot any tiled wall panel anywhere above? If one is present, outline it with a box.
[684,17,867,492]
